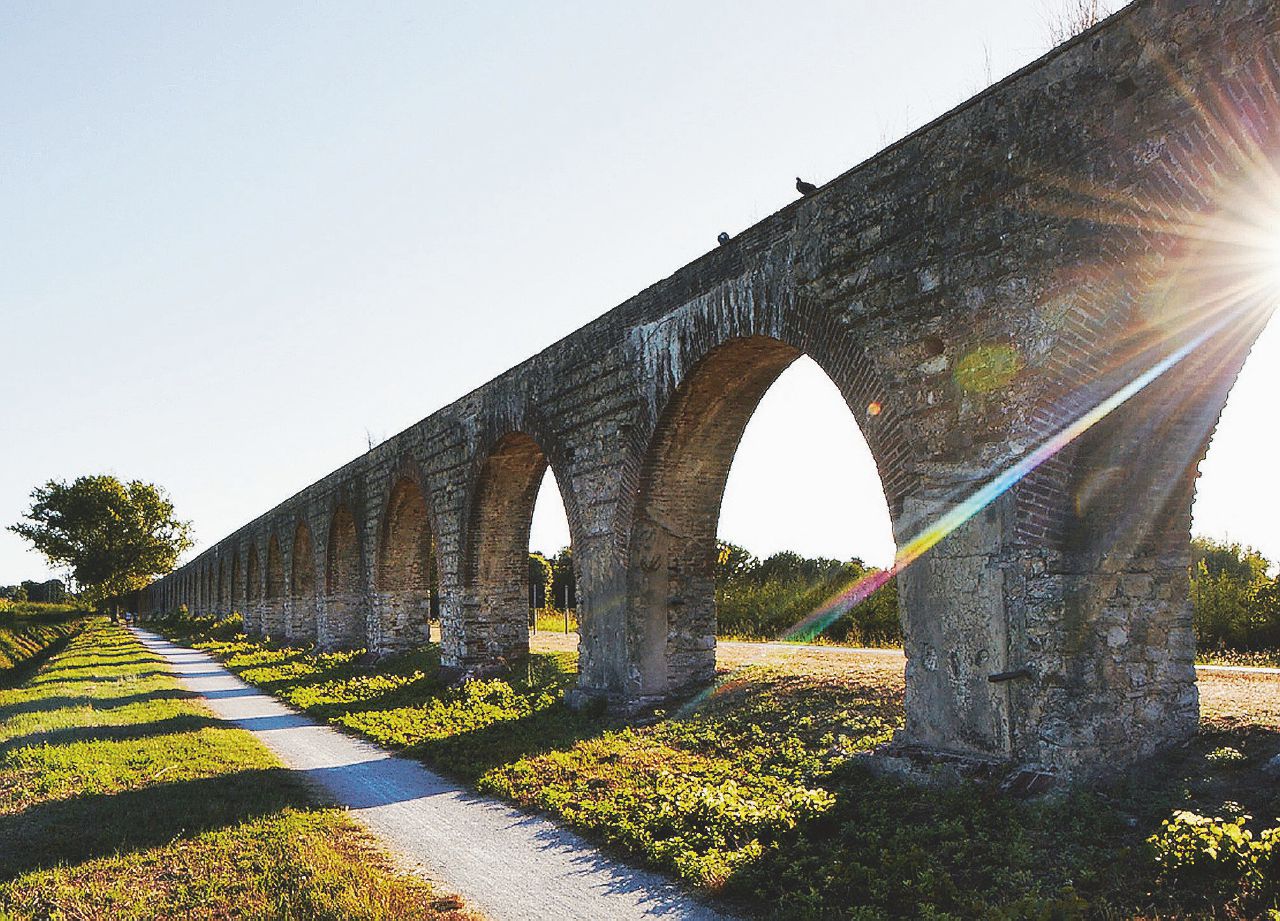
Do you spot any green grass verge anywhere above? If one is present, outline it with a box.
[160,615,1280,920]
[0,616,81,675]
[0,620,477,921]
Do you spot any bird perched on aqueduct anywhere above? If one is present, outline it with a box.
[795,177,818,195]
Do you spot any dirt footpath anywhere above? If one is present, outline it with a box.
[531,634,1279,726]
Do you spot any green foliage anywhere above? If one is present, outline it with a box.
[714,542,901,645]
[8,475,192,612]
[1190,536,1280,652]
[0,599,80,618]
[528,553,553,609]
[550,546,575,609]
[1147,811,1279,913]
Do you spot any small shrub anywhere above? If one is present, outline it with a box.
[1205,746,1247,766]
[1147,810,1278,911]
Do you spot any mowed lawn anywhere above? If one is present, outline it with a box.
[0,621,478,921]
[163,614,1280,920]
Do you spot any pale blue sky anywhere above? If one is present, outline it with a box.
[3,1,1278,584]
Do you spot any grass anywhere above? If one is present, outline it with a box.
[0,620,478,921]
[0,614,81,675]
[531,608,578,634]
[160,613,1280,920]
[1199,649,1280,668]
[0,601,81,617]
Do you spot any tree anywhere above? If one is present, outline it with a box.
[21,578,68,604]
[9,475,192,619]
[550,546,575,610]
[1189,536,1279,652]
[528,552,553,610]
[714,541,757,585]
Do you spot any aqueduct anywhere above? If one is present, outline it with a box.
[142,0,1280,782]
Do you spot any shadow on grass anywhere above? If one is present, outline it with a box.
[402,703,610,783]
[717,724,1280,919]
[0,688,199,719]
[50,658,158,671]
[0,632,79,690]
[0,712,226,757]
[0,767,312,882]
[24,669,175,686]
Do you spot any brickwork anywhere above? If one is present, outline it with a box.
[145,1,1280,782]
[289,521,318,644]
[375,477,436,653]
[324,503,364,650]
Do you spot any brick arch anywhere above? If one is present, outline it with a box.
[622,334,900,699]
[324,502,366,649]
[459,430,584,667]
[290,519,318,644]
[375,469,439,652]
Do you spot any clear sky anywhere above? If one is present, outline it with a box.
[3,1,1278,585]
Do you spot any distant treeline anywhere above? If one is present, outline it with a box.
[1190,536,1280,653]
[0,579,70,604]
[714,542,900,645]
[537,535,1280,654]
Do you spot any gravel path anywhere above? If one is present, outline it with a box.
[131,629,736,921]
[539,633,1280,677]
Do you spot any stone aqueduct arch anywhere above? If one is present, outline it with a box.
[145,1,1280,782]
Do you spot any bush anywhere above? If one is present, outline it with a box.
[1147,810,1279,912]
[1190,537,1280,653]
[155,607,244,642]
[714,543,901,645]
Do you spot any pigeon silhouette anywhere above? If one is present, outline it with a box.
[717,232,731,246]
[796,177,818,196]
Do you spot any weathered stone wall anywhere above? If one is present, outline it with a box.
[144,0,1280,782]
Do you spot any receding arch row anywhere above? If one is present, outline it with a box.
[144,3,1280,785]
[163,330,899,692]
[167,469,454,654]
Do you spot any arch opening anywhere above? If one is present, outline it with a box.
[626,335,897,700]
[325,504,366,650]
[463,432,575,666]
[377,477,438,653]
[529,466,575,642]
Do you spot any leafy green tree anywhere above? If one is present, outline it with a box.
[21,578,67,604]
[549,546,575,610]
[714,541,758,585]
[528,552,553,610]
[1189,536,1279,652]
[1192,537,1269,585]
[9,475,192,619]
